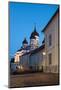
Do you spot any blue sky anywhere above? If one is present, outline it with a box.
[9,2,58,58]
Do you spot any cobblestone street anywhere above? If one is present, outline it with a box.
[9,72,59,88]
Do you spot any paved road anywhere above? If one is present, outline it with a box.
[9,73,59,88]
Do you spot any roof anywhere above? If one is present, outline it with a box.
[30,44,45,55]
[21,44,45,56]
[42,8,59,32]
[17,48,23,52]
[17,45,31,52]
[22,38,28,44]
[30,34,36,39]
[30,26,39,39]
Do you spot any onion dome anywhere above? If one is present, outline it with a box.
[30,34,36,39]
[22,38,28,44]
[30,26,39,39]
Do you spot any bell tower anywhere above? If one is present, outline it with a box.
[30,26,39,50]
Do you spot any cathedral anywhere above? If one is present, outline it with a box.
[14,26,45,72]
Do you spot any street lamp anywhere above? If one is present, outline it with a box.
[42,52,46,72]
[43,52,46,56]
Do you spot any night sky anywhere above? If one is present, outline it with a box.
[9,2,58,58]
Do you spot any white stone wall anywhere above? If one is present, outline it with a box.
[29,49,45,71]
[14,50,28,63]
[44,11,59,73]
[19,53,30,70]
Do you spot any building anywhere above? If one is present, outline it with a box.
[11,8,59,73]
[42,8,59,73]
[18,44,45,72]
[29,44,45,71]
[14,26,40,64]
[13,26,45,72]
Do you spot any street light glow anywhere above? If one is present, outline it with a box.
[43,52,46,55]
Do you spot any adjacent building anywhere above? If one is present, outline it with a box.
[42,8,59,73]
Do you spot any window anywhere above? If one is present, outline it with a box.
[48,53,52,65]
[49,34,52,46]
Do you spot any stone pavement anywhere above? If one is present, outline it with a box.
[9,72,59,88]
